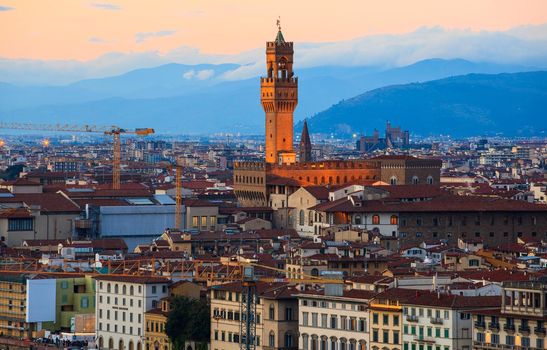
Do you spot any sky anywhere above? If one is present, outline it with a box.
[1,0,547,61]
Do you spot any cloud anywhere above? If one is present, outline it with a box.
[0,5,14,11]
[183,69,215,80]
[135,30,176,43]
[90,2,120,11]
[89,36,106,44]
[1,23,547,85]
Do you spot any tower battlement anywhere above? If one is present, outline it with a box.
[266,41,293,49]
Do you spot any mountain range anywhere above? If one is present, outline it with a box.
[300,71,547,137]
[0,58,544,136]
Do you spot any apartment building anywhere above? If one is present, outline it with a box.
[297,288,374,350]
[210,282,298,350]
[368,289,417,350]
[95,276,170,350]
[400,292,499,350]
[0,273,93,339]
[472,279,546,350]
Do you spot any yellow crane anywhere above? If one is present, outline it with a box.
[0,122,154,189]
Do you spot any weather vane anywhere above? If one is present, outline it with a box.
[277,16,281,31]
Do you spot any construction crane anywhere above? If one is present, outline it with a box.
[159,161,183,229]
[0,122,154,189]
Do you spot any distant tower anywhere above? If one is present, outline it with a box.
[299,119,312,162]
[261,19,298,164]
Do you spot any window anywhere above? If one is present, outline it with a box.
[192,216,198,228]
[8,218,34,231]
[299,210,305,226]
[372,330,378,342]
[285,307,293,321]
[505,335,514,346]
[358,318,366,331]
[330,315,337,329]
[390,215,398,225]
[269,332,275,347]
[81,297,89,308]
[269,304,275,319]
[383,331,389,343]
[383,314,389,325]
[444,328,449,338]
[373,313,379,324]
[393,315,399,325]
[476,333,485,342]
[372,215,380,225]
[303,312,308,326]
[491,334,499,344]
[521,337,530,347]
[537,339,544,349]
[200,216,207,228]
[61,281,68,289]
[152,286,157,294]
[284,333,293,347]
[393,331,399,344]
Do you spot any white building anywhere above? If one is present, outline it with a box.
[297,288,375,350]
[95,276,170,350]
[400,292,500,350]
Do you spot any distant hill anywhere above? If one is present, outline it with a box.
[0,59,540,134]
[299,71,547,137]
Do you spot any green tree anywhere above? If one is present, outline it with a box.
[166,297,210,350]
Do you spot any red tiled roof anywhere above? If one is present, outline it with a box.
[304,186,330,200]
[310,194,547,213]
[0,193,80,213]
[94,275,170,284]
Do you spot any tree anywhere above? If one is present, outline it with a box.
[166,297,210,350]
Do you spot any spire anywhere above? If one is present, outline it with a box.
[275,16,285,44]
[299,119,312,163]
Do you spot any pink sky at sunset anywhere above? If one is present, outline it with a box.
[1,0,546,61]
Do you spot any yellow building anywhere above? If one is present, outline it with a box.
[144,281,201,350]
[0,273,96,339]
[368,289,418,350]
[0,273,29,338]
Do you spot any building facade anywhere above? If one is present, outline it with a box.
[472,279,546,350]
[95,276,170,350]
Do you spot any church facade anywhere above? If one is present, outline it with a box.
[234,27,441,207]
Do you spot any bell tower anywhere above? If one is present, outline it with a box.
[261,20,298,164]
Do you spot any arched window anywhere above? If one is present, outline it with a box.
[130,286,134,295]
[115,284,119,294]
[302,335,309,350]
[354,215,362,225]
[426,175,433,185]
[299,210,305,226]
[390,215,398,225]
[285,333,293,347]
[123,285,126,294]
[107,283,111,293]
[269,332,275,347]
[372,215,380,225]
[390,176,397,185]
[412,176,419,185]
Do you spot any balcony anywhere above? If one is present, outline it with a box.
[431,317,443,325]
[503,324,515,333]
[406,315,419,322]
[413,336,436,344]
[518,325,530,334]
[488,322,500,331]
[534,326,546,335]
[474,321,486,330]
